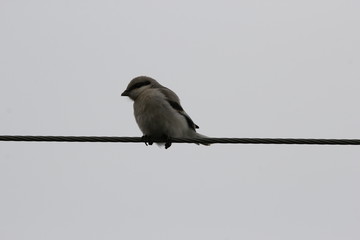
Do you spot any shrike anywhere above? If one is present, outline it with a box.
[121,76,208,149]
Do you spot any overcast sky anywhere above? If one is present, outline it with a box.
[0,0,359,239]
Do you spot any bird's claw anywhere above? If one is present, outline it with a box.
[164,136,172,149]
[142,135,172,149]
[141,135,153,146]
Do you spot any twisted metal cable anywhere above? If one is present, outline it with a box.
[0,135,360,145]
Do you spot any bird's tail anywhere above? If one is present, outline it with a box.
[193,132,211,146]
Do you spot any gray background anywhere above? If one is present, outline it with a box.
[0,0,359,239]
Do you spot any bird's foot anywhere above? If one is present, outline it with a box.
[141,135,153,146]
[163,135,172,149]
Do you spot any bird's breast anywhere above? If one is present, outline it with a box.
[133,90,188,137]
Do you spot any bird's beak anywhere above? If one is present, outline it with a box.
[121,90,129,96]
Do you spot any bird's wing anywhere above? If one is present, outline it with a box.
[159,87,199,131]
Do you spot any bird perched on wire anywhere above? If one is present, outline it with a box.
[121,76,208,149]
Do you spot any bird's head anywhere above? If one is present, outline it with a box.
[121,76,160,100]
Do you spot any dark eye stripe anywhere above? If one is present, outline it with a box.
[128,81,151,91]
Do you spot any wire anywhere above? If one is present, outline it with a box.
[0,135,360,145]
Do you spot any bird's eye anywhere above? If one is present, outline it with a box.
[129,81,151,91]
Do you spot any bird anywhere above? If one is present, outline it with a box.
[121,76,208,149]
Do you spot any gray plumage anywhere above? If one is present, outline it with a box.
[121,76,208,148]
